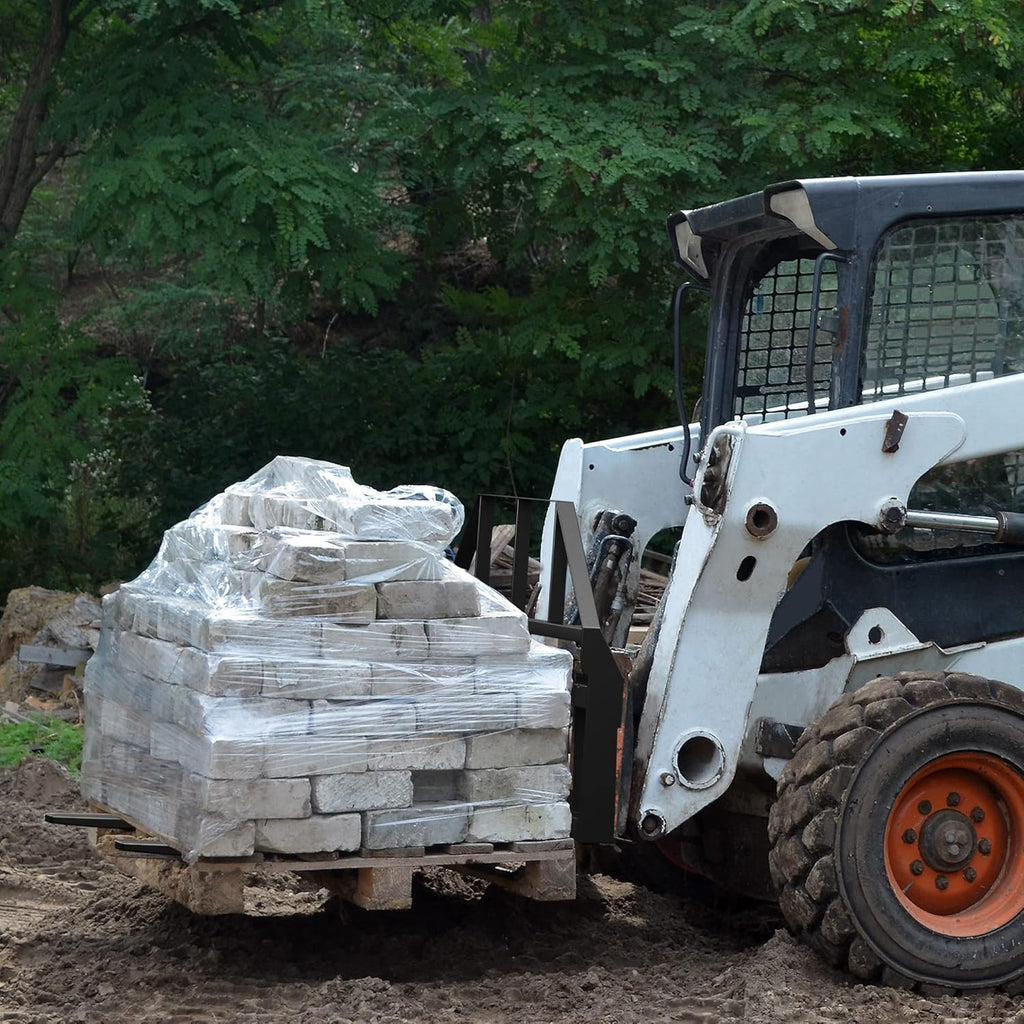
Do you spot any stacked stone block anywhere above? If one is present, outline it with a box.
[81,457,573,860]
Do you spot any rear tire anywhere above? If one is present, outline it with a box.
[768,671,1024,992]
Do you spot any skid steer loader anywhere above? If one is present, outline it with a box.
[516,170,1024,993]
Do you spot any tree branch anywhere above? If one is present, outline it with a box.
[0,0,71,247]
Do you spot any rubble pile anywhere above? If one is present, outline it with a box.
[82,457,572,859]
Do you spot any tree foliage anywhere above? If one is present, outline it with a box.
[2,0,1024,596]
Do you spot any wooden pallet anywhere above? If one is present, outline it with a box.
[87,812,576,914]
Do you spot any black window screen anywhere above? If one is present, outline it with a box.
[856,215,1024,564]
[864,216,1024,399]
[735,259,836,420]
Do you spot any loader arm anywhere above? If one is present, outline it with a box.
[632,373,1024,838]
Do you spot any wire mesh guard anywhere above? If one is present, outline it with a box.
[734,259,836,420]
[870,216,1024,527]
[864,216,1024,397]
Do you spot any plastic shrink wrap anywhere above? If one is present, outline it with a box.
[82,457,572,860]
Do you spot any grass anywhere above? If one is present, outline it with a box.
[0,718,83,776]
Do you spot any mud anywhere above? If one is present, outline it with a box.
[0,759,1020,1023]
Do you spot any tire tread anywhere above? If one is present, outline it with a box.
[768,670,1024,994]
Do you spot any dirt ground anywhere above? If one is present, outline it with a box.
[0,760,1022,1023]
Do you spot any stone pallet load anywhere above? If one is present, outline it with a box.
[82,456,573,865]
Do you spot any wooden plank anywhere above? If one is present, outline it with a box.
[508,838,574,853]
[194,846,573,874]
[454,849,577,902]
[17,644,91,668]
[443,842,494,855]
[359,845,425,859]
[351,866,414,910]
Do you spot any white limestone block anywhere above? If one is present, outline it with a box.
[253,577,377,622]
[194,776,311,820]
[249,492,327,532]
[155,598,207,647]
[164,521,258,565]
[103,780,183,840]
[311,771,412,813]
[475,644,573,695]
[464,728,568,769]
[259,534,442,585]
[362,803,468,849]
[343,541,442,582]
[364,734,466,771]
[369,661,474,697]
[219,487,253,527]
[320,620,429,661]
[307,699,416,739]
[261,658,372,699]
[255,814,361,854]
[117,632,262,697]
[425,612,531,658]
[149,684,303,737]
[262,736,368,778]
[150,722,262,780]
[467,802,571,843]
[257,531,349,583]
[200,612,324,654]
[346,500,457,546]
[516,690,572,730]
[96,696,151,749]
[461,765,572,804]
[375,580,480,620]
[414,691,518,734]
[193,820,257,858]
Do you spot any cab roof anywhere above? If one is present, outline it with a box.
[667,170,1024,280]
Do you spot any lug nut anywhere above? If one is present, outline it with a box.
[936,875,949,890]
[947,791,961,807]
[971,806,985,823]
[944,830,957,844]
[902,828,917,844]
[910,860,924,876]
[660,772,675,787]
[964,867,977,882]
[918,800,932,815]
[979,838,993,856]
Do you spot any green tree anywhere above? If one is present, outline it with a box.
[4,0,1024,598]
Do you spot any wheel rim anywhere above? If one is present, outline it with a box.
[884,752,1024,936]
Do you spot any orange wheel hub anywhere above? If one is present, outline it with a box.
[884,752,1024,936]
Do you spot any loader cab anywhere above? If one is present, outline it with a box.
[668,171,1024,668]
[670,172,1024,439]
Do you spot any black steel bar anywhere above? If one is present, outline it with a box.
[474,495,494,587]
[571,627,630,844]
[510,499,534,610]
[113,838,182,858]
[44,812,134,831]
[805,252,847,414]
[453,496,480,571]
[546,504,569,624]
[527,619,584,642]
[556,501,600,630]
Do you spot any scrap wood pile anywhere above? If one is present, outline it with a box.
[82,457,573,861]
[0,588,101,716]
